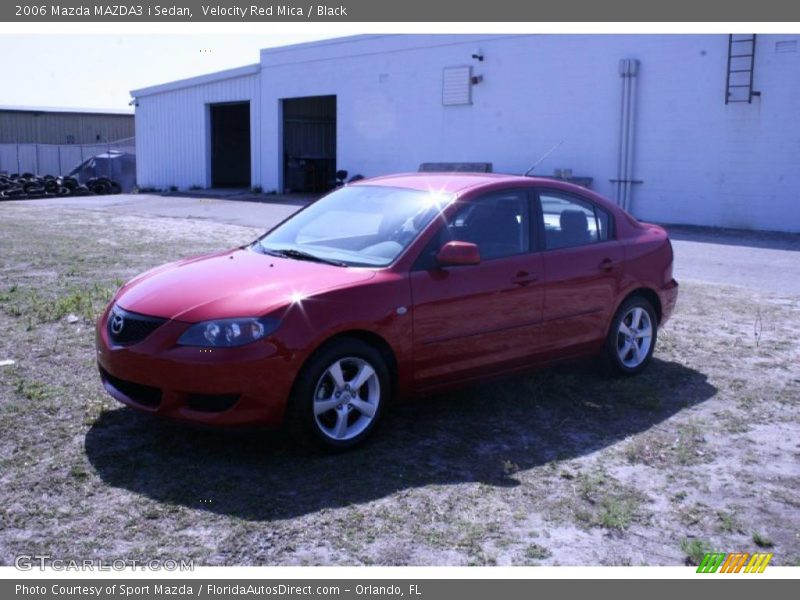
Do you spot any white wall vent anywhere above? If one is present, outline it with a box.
[775,40,798,53]
[442,66,472,106]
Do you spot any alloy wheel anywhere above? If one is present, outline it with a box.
[312,356,381,441]
[616,306,653,368]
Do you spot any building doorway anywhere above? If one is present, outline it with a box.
[210,101,251,188]
[282,95,336,193]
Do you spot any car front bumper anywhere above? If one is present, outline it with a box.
[95,313,298,427]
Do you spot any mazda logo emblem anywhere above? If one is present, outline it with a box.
[110,313,125,335]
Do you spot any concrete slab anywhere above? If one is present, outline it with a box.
[667,226,800,297]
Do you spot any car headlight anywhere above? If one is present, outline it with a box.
[177,317,280,347]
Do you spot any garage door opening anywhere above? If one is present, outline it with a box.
[210,102,251,188]
[282,95,336,194]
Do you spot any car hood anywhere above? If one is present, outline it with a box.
[114,248,376,322]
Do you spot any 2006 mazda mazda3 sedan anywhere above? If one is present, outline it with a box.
[96,173,678,449]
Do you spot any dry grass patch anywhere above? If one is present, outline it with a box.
[1,204,798,565]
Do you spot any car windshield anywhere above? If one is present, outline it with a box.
[255,185,453,267]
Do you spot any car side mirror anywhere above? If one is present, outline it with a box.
[436,241,481,267]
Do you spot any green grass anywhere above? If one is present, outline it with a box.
[0,282,120,323]
[681,538,713,566]
[13,378,50,402]
[524,543,552,560]
[752,532,774,548]
[576,472,607,499]
[597,497,640,530]
[716,510,742,534]
[572,471,645,530]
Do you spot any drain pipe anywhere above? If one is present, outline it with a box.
[624,59,640,212]
[616,59,640,212]
[615,59,630,208]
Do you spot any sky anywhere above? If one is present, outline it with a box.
[0,34,337,111]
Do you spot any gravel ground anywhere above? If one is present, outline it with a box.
[0,203,798,566]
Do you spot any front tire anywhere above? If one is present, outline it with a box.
[286,338,389,451]
[604,296,657,375]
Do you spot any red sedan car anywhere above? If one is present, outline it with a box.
[96,173,678,450]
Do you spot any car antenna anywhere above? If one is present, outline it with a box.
[522,140,564,177]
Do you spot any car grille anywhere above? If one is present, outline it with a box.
[107,305,167,345]
[99,366,162,408]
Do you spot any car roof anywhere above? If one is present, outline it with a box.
[352,172,549,195]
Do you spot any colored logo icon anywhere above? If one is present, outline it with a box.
[697,552,773,573]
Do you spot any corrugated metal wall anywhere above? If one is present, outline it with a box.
[0,140,135,176]
[0,110,134,144]
[134,71,259,190]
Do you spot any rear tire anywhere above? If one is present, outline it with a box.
[286,338,389,451]
[603,296,657,376]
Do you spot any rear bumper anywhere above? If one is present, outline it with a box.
[659,278,679,325]
[95,315,299,427]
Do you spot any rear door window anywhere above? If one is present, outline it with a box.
[538,190,612,250]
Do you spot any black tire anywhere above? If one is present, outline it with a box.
[286,338,389,452]
[92,181,111,195]
[603,296,658,376]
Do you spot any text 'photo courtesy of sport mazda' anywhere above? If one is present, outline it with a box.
[96,173,678,450]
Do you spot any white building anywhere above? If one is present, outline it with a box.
[131,34,800,232]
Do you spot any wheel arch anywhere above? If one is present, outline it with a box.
[301,329,399,396]
[603,286,664,341]
[617,287,663,324]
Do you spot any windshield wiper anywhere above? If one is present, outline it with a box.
[268,248,348,267]
[253,245,285,258]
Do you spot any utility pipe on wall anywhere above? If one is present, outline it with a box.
[625,59,639,212]
[616,59,640,213]
[616,60,630,208]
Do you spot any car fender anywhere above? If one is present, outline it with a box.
[271,271,415,398]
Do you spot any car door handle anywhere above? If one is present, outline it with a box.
[599,258,618,272]
[511,271,539,286]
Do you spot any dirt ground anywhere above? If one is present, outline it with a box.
[0,204,798,566]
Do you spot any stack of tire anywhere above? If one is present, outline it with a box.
[0,173,122,201]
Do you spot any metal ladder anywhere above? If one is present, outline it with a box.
[725,34,759,104]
